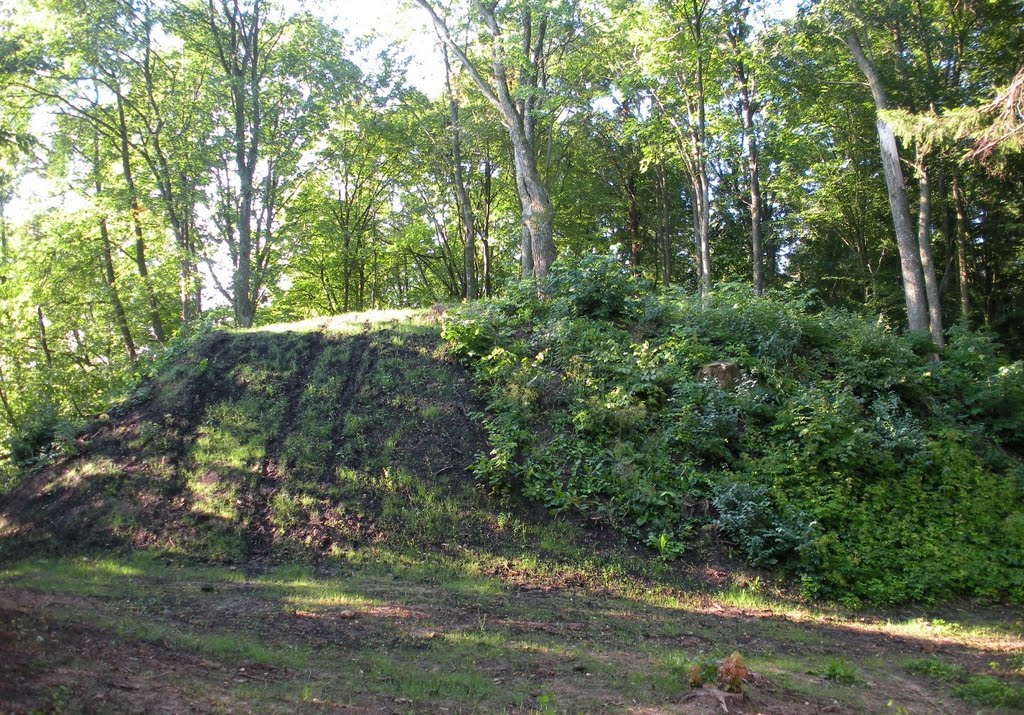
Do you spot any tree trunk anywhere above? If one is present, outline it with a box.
[233,148,256,328]
[690,170,711,300]
[206,0,263,328]
[694,50,712,301]
[937,166,954,298]
[625,173,641,270]
[342,230,351,313]
[442,47,477,300]
[657,162,671,286]
[415,0,556,281]
[0,364,16,428]
[916,150,944,347]
[140,32,200,328]
[739,84,764,295]
[511,131,553,280]
[99,218,138,362]
[953,174,970,322]
[0,190,7,255]
[116,94,166,343]
[846,31,930,333]
[726,5,764,294]
[37,306,52,367]
[481,156,493,297]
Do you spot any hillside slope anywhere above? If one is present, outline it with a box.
[0,311,490,563]
[1,310,1023,714]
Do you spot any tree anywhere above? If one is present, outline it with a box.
[190,1,355,326]
[843,27,932,337]
[441,45,479,300]
[724,0,766,294]
[413,0,580,281]
[627,0,720,299]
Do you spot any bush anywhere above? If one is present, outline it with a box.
[444,255,1024,605]
[712,481,812,567]
[545,253,649,324]
[8,403,74,467]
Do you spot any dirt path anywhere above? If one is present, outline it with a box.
[1,555,1022,714]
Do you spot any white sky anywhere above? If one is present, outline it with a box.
[315,0,445,96]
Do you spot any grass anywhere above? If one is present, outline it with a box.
[3,544,1023,713]
[906,656,1024,709]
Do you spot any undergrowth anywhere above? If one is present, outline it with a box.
[443,254,1024,606]
[906,657,1024,708]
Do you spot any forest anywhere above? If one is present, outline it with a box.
[1,1,1024,711]
[0,0,1021,449]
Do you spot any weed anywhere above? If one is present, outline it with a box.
[904,657,966,683]
[686,655,720,688]
[953,675,1024,708]
[536,692,558,714]
[717,652,749,693]
[821,657,861,685]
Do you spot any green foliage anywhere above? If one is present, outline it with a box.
[547,254,651,324]
[907,656,1024,709]
[445,256,1024,604]
[711,482,812,567]
[7,403,76,467]
[682,652,748,692]
[953,676,1024,709]
[684,656,719,688]
[904,657,966,683]
[820,658,861,685]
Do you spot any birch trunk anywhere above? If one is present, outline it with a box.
[846,31,930,334]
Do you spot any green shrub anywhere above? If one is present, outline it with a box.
[445,255,1024,605]
[546,253,649,324]
[953,676,1024,709]
[821,657,861,684]
[8,403,75,467]
[712,481,812,567]
[905,657,966,683]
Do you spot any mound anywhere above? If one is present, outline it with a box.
[0,313,490,564]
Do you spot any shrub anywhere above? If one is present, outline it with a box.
[444,255,1024,605]
[545,253,649,324]
[8,403,75,467]
[712,481,812,567]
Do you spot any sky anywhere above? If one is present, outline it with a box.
[315,0,446,97]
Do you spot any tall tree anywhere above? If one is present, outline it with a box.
[441,45,479,300]
[192,2,354,326]
[843,27,931,335]
[414,0,578,281]
[629,0,718,299]
[724,0,766,294]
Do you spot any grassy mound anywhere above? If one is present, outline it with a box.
[443,255,1024,605]
[0,311,499,564]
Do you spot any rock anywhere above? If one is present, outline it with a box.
[697,361,740,389]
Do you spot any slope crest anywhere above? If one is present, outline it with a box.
[0,313,490,563]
